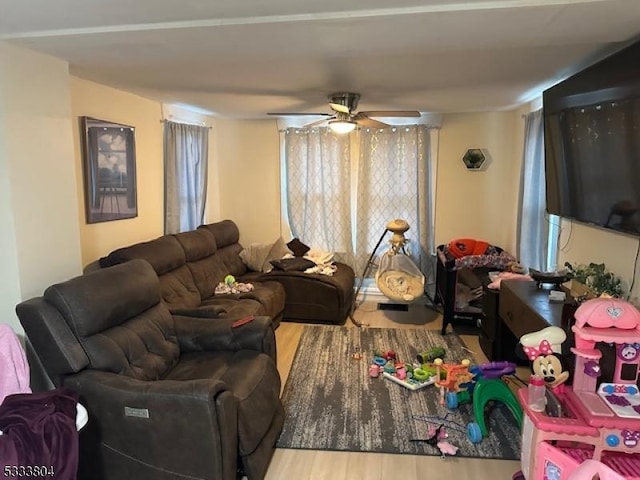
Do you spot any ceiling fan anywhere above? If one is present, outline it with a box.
[268,92,421,133]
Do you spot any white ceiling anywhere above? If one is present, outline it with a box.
[1,0,640,118]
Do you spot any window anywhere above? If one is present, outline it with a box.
[163,121,209,234]
[281,125,437,278]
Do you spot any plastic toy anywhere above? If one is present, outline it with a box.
[566,460,626,480]
[432,358,474,406]
[476,361,518,379]
[436,359,522,443]
[412,413,464,456]
[370,350,436,390]
[468,377,523,440]
[521,326,570,389]
[413,423,459,457]
[513,298,640,480]
[417,346,447,364]
[445,361,517,407]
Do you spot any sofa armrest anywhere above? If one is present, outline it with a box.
[170,305,227,318]
[64,370,237,480]
[173,315,276,361]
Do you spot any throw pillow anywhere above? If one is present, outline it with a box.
[262,237,293,273]
[286,238,311,257]
[270,257,316,272]
[239,243,274,272]
[239,238,294,273]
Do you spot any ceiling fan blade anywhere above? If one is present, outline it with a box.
[354,116,391,129]
[304,116,335,128]
[329,103,351,114]
[359,110,421,118]
[267,112,332,117]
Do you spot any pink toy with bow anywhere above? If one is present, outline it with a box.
[520,326,566,360]
[522,339,554,361]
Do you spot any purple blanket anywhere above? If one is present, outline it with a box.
[0,389,79,480]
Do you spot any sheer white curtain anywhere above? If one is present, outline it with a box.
[163,121,209,234]
[282,125,435,280]
[355,125,433,278]
[518,110,559,271]
[283,128,355,265]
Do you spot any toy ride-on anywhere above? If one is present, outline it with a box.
[434,359,523,443]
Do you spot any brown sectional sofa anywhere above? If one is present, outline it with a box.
[100,219,355,326]
[16,258,283,480]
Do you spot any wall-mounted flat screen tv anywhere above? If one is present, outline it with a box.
[543,38,640,237]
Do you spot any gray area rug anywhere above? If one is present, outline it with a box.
[277,326,521,459]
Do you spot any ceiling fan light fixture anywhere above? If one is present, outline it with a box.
[328,119,357,134]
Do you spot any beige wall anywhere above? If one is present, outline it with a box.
[70,77,166,267]
[558,221,640,302]
[435,111,521,253]
[0,43,82,334]
[211,119,282,245]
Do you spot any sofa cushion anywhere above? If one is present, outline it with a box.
[164,350,281,455]
[44,259,180,380]
[159,264,203,310]
[198,220,240,249]
[174,229,218,261]
[217,243,249,277]
[199,221,249,276]
[175,228,228,299]
[100,234,203,311]
[199,297,264,319]
[235,282,286,319]
[101,235,186,275]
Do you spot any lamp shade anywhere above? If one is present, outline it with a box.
[328,119,356,134]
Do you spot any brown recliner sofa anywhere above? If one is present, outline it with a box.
[100,219,355,326]
[100,226,287,327]
[16,259,284,480]
[198,220,355,325]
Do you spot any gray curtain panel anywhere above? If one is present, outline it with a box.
[518,109,555,271]
[163,121,209,234]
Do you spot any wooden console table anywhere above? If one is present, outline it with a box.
[499,279,565,340]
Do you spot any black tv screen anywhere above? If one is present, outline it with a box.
[543,38,640,237]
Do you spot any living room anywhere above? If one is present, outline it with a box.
[2,1,640,479]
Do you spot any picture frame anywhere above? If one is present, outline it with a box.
[80,116,137,223]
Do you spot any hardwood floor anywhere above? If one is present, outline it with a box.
[266,300,522,480]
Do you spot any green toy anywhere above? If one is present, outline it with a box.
[416,346,446,364]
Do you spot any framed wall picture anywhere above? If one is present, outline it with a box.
[80,117,137,223]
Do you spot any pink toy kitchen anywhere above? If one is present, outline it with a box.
[516,297,640,480]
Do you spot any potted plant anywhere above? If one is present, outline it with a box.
[564,262,624,298]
